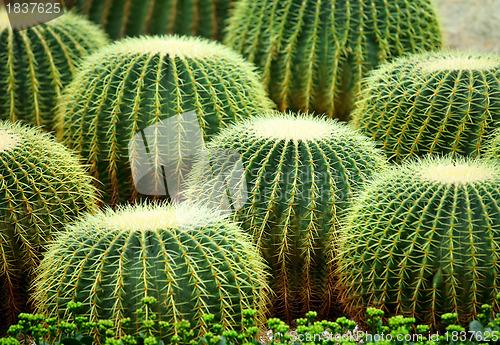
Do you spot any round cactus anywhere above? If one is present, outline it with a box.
[224,0,442,120]
[56,35,274,206]
[0,8,108,130]
[31,202,270,338]
[0,120,98,331]
[185,111,386,321]
[351,52,500,162]
[74,0,235,40]
[335,157,500,327]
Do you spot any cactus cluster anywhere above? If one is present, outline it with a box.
[335,157,500,327]
[56,35,273,206]
[0,121,98,331]
[74,0,235,40]
[0,8,108,130]
[185,111,386,322]
[351,52,500,162]
[224,0,442,120]
[31,202,270,339]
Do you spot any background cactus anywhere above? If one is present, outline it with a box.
[335,157,500,328]
[184,111,386,322]
[0,8,108,130]
[351,52,500,162]
[31,202,270,339]
[224,0,442,120]
[74,0,235,40]
[56,35,274,206]
[484,128,500,160]
[0,120,98,333]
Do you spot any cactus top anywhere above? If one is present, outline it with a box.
[0,8,8,30]
[0,129,18,153]
[421,163,496,185]
[417,55,500,72]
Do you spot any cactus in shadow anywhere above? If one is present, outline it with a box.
[31,202,270,340]
[74,0,235,40]
[0,120,98,333]
[0,8,108,130]
[351,52,500,162]
[224,0,442,120]
[335,156,500,328]
[56,35,273,207]
[184,111,386,322]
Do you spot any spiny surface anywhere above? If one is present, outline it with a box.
[32,202,270,340]
[351,52,500,162]
[224,0,442,120]
[56,35,273,207]
[335,157,500,328]
[185,111,387,322]
[75,0,235,40]
[0,10,108,130]
[0,121,98,332]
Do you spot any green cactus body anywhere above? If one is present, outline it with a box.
[185,111,386,321]
[484,128,500,160]
[31,202,270,339]
[56,35,274,206]
[0,121,98,331]
[0,9,108,130]
[224,0,442,120]
[335,157,500,327]
[74,0,234,40]
[351,53,500,162]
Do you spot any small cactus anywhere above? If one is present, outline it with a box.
[0,121,98,332]
[56,35,273,206]
[75,0,235,40]
[0,8,108,130]
[224,0,442,120]
[185,111,386,321]
[31,202,270,339]
[335,157,500,327]
[351,52,500,162]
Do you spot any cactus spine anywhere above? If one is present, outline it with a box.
[224,0,442,120]
[31,202,270,339]
[0,9,108,130]
[185,111,386,321]
[56,35,273,206]
[75,0,234,40]
[0,121,98,331]
[335,157,500,327]
[351,53,500,162]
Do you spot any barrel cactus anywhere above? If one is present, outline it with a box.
[56,35,273,206]
[0,8,108,130]
[224,0,442,120]
[351,52,500,162]
[31,202,270,339]
[0,120,98,332]
[184,111,386,321]
[335,157,500,327]
[74,0,235,40]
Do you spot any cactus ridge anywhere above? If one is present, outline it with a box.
[335,156,500,327]
[0,120,98,330]
[56,35,274,206]
[351,52,500,162]
[31,202,270,339]
[185,111,386,321]
[224,0,442,119]
[75,0,234,40]
[0,9,108,130]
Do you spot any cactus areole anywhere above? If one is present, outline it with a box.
[335,157,500,327]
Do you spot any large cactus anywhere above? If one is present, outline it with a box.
[184,111,386,322]
[74,0,235,40]
[0,120,98,332]
[224,0,442,120]
[351,52,500,162]
[56,35,273,206]
[335,157,500,328]
[0,8,108,130]
[31,202,270,339]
